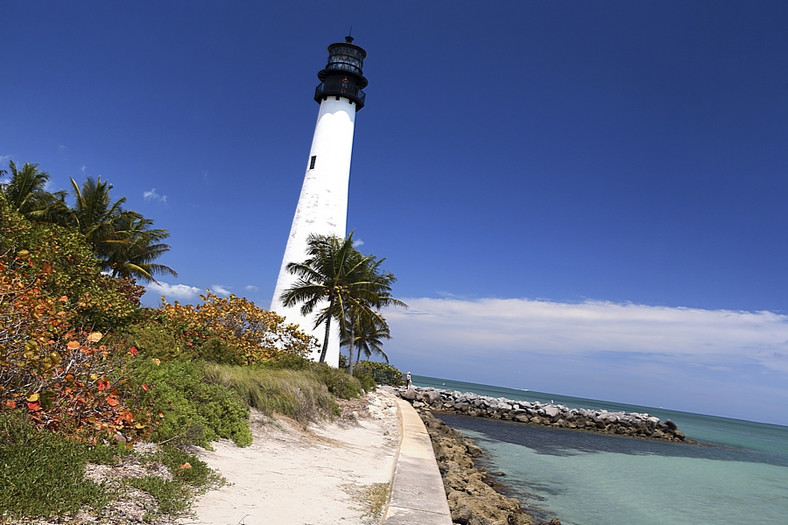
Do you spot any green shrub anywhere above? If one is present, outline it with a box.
[123,322,185,362]
[126,477,183,515]
[0,411,115,520]
[153,445,216,486]
[352,367,376,392]
[196,337,246,366]
[311,362,364,399]
[125,446,219,519]
[128,359,252,447]
[261,351,314,370]
[356,361,406,386]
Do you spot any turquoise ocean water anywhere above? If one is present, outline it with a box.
[413,375,788,525]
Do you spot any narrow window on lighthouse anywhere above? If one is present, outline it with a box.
[309,156,316,169]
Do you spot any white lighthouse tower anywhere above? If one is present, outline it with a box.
[270,36,368,367]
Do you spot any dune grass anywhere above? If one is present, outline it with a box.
[203,364,344,424]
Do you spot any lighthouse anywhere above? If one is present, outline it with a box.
[270,36,368,367]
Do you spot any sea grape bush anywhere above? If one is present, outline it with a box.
[0,204,143,330]
[0,252,152,442]
[158,292,317,365]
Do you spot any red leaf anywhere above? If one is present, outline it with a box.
[141,384,149,391]
[27,401,42,412]
[129,347,138,357]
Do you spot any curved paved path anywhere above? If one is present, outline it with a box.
[382,394,453,525]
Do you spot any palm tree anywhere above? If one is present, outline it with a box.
[341,258,404,373]
[69,177,175,282]
[102,212,177,282]
[0,161,69,221]
[280,232,405,364]
[343,305,392,367]
[68,176,126,250]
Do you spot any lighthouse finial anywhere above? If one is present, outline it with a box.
[346,26,353,43]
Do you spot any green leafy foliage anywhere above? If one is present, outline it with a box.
[0,411,115,520]
[355,360,407,386]
[261,351,314,370]
[311,362,365,399]
[352,367,377,392]
[128,358,252,447]
[124,320,186,362]
[196,337,246,366]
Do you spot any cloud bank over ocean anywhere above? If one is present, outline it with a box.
[385,297,788,424]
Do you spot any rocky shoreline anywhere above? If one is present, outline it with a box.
[395,386,693,525]
[419,409,561,525]
[398,386,689,442]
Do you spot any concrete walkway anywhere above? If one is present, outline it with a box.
[382,395,453,525]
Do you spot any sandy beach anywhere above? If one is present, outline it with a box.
[177,392,401,525]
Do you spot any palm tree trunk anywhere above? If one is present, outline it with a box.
[348,323,355,375]
[318,297,334,363]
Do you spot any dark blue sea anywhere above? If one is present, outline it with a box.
[414,376,788,525]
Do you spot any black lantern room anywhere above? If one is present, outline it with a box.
[314,36,368,110]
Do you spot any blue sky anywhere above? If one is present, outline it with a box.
[2,1,787,425]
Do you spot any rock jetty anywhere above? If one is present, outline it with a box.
[396,387,688,442]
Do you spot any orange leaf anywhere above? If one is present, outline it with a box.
[66,341,80,350]
[27,401,41,412]
[96,379,110,391]
[178,463,192,470]
[88,332,103,343]
[58,295,69,302]
[106,396,120,407]
[4,400,16,409]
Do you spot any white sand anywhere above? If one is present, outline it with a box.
[177,392,401,525]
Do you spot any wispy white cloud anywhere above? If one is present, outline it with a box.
[245,285,260,292]
[211,285,231,297]
[143,188,167,203]
[383,297,788,423]
[145,281,202,302]
[58,145,68,153]
[387,297,788,371]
